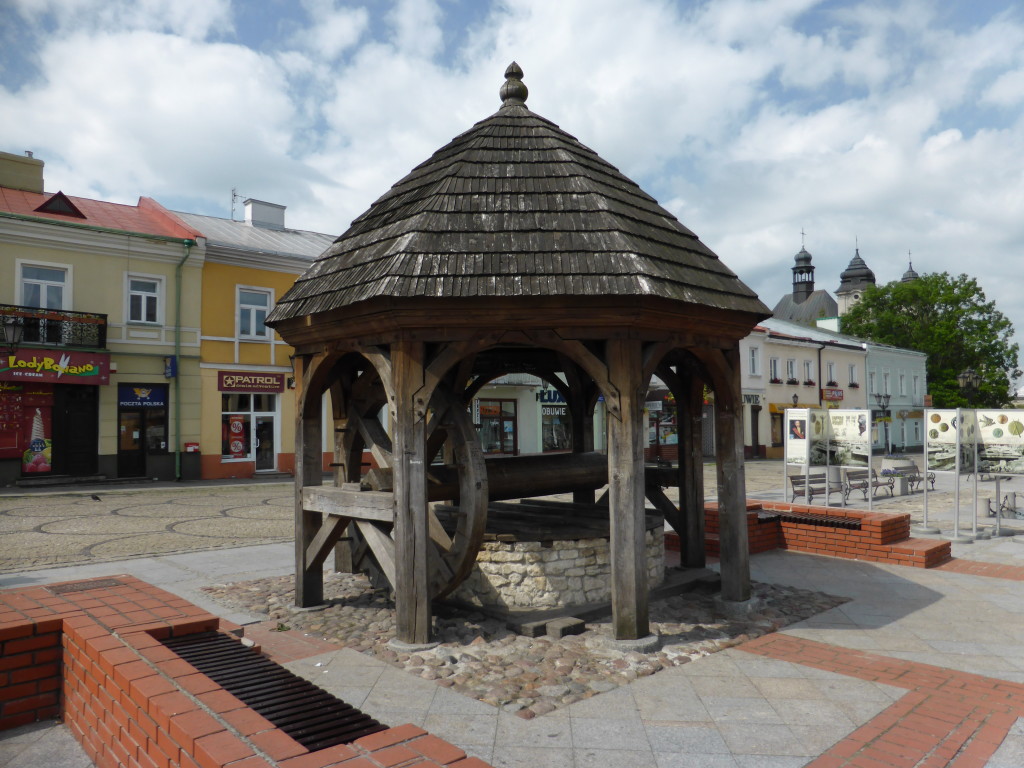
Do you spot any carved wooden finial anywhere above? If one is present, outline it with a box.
[500,61,528,105]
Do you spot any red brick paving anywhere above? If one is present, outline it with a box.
[741,633,1024,767]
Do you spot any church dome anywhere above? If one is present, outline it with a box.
[836,248,875,294]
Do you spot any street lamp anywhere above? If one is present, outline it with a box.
[2,315,24,356]
[957,368,981,406]
[792,393,799,406]
[873,392,891,454]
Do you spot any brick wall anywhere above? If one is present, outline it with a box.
[0,617,63,730]
[682,501,950,568]
[0,576,494,768]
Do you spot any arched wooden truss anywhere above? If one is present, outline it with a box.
[290,334,751,645]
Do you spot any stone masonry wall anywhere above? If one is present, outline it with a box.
[450,527,665,609]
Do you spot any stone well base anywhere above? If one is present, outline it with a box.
[450,527,665,609]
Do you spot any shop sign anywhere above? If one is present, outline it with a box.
[542,405,567,416]
[1,350,110,385]
[536,389,565,403]
[218,371,285,393]
[821,387,844,401]
[118,384,168,408]
[742,393,761,405]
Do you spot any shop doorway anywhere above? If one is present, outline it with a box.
[53,386,98,476]
[117,384,168,478]
[255,415,275,471]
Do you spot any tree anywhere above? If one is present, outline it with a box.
[840,272,1021,408]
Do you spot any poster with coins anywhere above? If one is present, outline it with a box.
[974,410,1024,474]
[924,409,975,473]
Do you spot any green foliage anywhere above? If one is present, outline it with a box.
[840,273,1021,408]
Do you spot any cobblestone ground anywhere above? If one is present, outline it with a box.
[0,485,293,572]
[202,570,847,719]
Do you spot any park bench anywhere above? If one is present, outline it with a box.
[903,466,936,492]
[788,473,845,505]
[843,468,894,502]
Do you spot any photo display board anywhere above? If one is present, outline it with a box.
[975,410,1024,474]
[925,409,975,473]
[785,408,810,466]
[821,409,871,468]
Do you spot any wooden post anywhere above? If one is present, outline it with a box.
[391,339,432,644]
[571,381,596,504]
[713,348,751,602]
[682,375,706,568]
[606,338,649,640]
[294,354,325,607]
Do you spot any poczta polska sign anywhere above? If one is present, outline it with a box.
[0,351,110,385]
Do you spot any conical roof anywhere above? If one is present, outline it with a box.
[901,256,919,282]
[836,247,875,294]
[267,63,768,330]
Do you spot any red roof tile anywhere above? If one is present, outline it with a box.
[0,187,201,241]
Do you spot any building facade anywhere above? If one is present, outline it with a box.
[172,201,335,479]
[0,151,204,485]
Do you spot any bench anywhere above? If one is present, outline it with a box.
[788,473,845,505]
[843,469,894,502]
[903,468,936,492]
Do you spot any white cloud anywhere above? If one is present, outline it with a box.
[11,0,233,40]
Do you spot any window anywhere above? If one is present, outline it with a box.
[221,393,277,460]
[748,346,761,376]
[128,276,161,324]
[913,375,919,397]
[769,357,780,382]
[238,288,272,339]
[803,360,814,382]
[883,372,890,395]
[826,362,836,384]
[848,364,858,384]
[786,359,796,381]
[21,264,67,309]
[868,371,876,393]
[899,374,906,396]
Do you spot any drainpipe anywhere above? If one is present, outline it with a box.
[174,241,193,480]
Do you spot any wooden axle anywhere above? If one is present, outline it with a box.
[365,450,611,502]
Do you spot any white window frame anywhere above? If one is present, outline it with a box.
[125,273,164,325]
[848,363,858,385]
[826,361,836,384]
[883,372,890,395]
[869,371,876,394]
[803,360,813,382]
[769,357,780,382]
[786,359,796,381]
[899,374,906,397]
[17,259,73,310]
[748,346,761,376]
[237,286,273,340]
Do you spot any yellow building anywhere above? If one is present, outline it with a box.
[172,201,334,479]
[0,150,204,484]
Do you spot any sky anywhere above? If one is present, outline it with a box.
[2,0,1024,359]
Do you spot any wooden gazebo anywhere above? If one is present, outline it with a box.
[266,63,771,645]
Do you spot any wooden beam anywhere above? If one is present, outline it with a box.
[305,514,352,568]
[294,353,326,607]
[711,347,751,602]
[605,338,649,640]
[355,520,398,589]
[302,487,395,522]
[391,338,432,644]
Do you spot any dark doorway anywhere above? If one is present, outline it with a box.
[51,386,99,476]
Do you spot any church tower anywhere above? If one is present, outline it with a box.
[835,245,876,315]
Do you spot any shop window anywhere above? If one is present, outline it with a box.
[221,393,277,465]
[238,288,272,339]
[128,275,161,324]
[542,402,570,452]
[20,263,68,309]
[477,398,517,455]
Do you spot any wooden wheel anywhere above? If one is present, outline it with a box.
[342,377,488,599]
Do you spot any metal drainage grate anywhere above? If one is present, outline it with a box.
[163,631,388,751]
[771,511,861,530]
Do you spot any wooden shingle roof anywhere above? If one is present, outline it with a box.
[267,63,768,328]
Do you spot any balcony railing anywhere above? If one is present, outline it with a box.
[1,304,107,350]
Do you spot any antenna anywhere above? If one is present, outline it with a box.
[231,188,243,220]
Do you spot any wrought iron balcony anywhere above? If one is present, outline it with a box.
[0,304,107,351]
